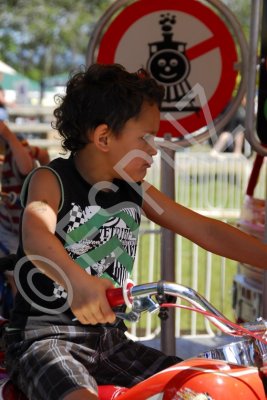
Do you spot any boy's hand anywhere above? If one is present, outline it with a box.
[70,274,116,325]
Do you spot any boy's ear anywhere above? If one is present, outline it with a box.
[92,124,111,152]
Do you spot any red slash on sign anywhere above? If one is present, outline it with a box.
[186,36,220,60]
[96,0,238,138]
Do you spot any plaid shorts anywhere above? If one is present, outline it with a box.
[4,325,181,400]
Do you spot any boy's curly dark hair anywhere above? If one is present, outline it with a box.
[53,63,165,153]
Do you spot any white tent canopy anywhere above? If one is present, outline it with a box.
[0,60,16,75]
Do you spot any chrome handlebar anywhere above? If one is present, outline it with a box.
[118,280,267,338]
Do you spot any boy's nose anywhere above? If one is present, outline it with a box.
[146,136,158,156]
[149,144,158,157]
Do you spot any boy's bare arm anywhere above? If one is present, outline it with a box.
[22,168,115,325]
[142,182,267,270]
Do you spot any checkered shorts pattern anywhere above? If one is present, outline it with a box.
[5,325,181,400]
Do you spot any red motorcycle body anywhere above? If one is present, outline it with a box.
[0,357,266,400]
[1,280,267,399]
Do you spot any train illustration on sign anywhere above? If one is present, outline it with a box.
[147,13,200,112]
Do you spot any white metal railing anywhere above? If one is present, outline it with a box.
[128,151,266,339]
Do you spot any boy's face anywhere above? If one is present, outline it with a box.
[109,102,160,182]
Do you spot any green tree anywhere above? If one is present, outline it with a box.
[222,0,251,37]
[0,0,112,81]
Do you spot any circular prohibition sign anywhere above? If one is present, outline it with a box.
[95,0,239,138]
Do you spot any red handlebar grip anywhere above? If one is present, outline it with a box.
[106,288,124,307]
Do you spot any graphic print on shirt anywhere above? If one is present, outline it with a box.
[64,202,141,287]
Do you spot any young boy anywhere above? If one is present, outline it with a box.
[4,64,267,400]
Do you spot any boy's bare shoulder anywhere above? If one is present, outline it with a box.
[26,167,62,208]
[30,166,60,184]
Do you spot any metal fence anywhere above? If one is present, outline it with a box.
[128,151,267,339]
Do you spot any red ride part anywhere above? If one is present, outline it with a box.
[106,288,124,307]
[106,280,134,308]
[112,358,266,400]
[162,359,266,400]
[1,380,27,400]
[98,385,128,399]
